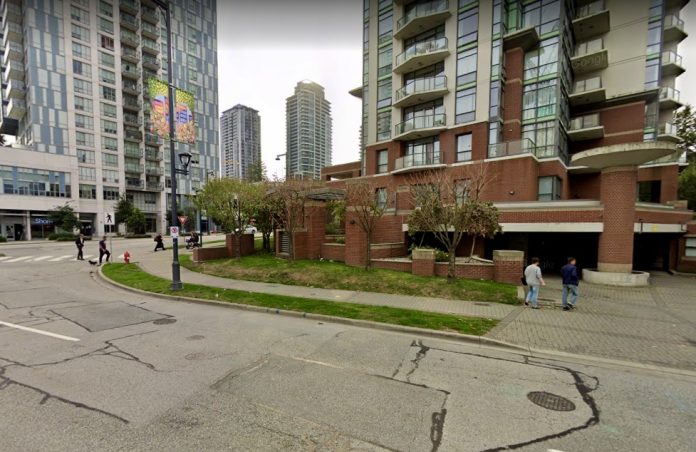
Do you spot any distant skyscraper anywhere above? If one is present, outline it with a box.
[221,105,261,180]
[285,80,332,180]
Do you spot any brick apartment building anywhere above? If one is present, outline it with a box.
[319,0,695,276]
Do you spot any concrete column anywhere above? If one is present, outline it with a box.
[25,211,32,240]
[598,166,637,273]
[502,48,524,142]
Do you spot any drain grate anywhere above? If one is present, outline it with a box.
[153,318,177,325]
[527,391,576,411]
[474,302,490,306]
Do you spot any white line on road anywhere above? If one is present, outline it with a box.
[48,255,74,262]
[0,256,13,262]
[31,255,54,261]
[82,255,94,260]
[5,256,33,263]
[0,320,80,342]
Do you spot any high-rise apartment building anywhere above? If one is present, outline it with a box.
[322,0,694,277]
[0,0,218,239]
[221,104,261,180]
[285,80,332,180]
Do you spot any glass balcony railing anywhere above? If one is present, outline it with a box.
[395,75,447,101]
[658,123,678,136]
[395,37,448,67]
[126,179,144,189]
[125,163,144,173]
[396,0,448,30]
[662,50,683,67]
[394,113,446,136]
[570,113,601,130]
[664,14,685,31]
[141,21,159,36]
[488,139,536,158]
[394,151,443,171]
[573,76,602,93]
[120,13,138,27]
[660,86,681,102]
[145,150,163,161]
[575,0,606,19]
[146,182,164,191]
[125,147,143,158]
[145,166,163,176]
[574,37,604,57]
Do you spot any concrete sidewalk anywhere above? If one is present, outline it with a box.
[137,249,696,370]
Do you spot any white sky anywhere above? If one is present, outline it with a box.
[216,1,696,177]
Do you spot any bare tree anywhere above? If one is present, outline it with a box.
[271,177,317,262]
[408,163,499,283]
[345,179,394,270]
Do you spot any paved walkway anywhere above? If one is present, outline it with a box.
[136,250,696,371]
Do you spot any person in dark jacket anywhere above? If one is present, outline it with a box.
[561,257,579,310]
[154,233,166,251]
[75,234,85,260]
[98,236,110,264]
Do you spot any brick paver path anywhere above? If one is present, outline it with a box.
[135,250,696,370]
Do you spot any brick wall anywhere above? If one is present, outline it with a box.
[493,250,525,285]
[305,201,326,260]
[569,173,601,200]
[412,249,435,276]
[638,165,680,203]
[192,246,229,262]
[571,102,646,153]
[226,233,255,257]
[371,260,412,273]
[598,166,637,272]
[434,262,495,279]
[321,243,346,262]
[499,209,604,223]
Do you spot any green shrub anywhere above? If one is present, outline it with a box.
[48,232,78,241]
[0,235,7,243]
[334,236,346,244]
[325,223,338,235]
[125,233,152,239]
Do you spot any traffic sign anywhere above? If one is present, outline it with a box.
[104,212,115,226]
[178,215,188,226]
[170,226,179,238]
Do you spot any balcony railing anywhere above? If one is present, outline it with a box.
[145,133,160,145]
[396,0,449,35]
[120,30,139,46]
[394,151,443,171]
[141,21,159,37]
[575,0,605,18]
[125,147,143,158]
[658,122,678,136]
[395,75,447,101]
[145,150,163,161]
[146,182,164,191]
[395,37,448,67]
[123,114,140,125]
[142,55,160,68]
[660,86,681,102]
[125,129,143,141]
[662,50,683,67]
[394,113,446,136]
[126,179,144,189]
[573,76,602,93]
[570,113,601,130]
[664,14,685,31]
[141,5,159,23]
[487,139,536,159]
[125,164,144,174]
[574,37,604,57]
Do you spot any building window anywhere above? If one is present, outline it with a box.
[377,110,391,141]
[101,86,116,101]
[538,176,561,201]
[101,119,117,135]
[455,179,469,206]
[376,187,388,209]
[102,169,119,183]
[456,48,477,86]
[99,17,113,34]
[71,24,89,42]
[103,186,120,201]
[524,37,559,80]
[72,42,90,59]
[79,184,96,199]
[377,150,388,174]
[455,88,476,124]
[76,132,94,147]
[522,79,557,121]
[377,78,392,109]
[101,102,117,118]
[72,60,91,77]
[102,153,119,168]
[102,136,118,151]
[74,96,92,112]
[637,180,661,203]
[79,166,96,181]
[99,68,115,84]
[644,58,660,89]
[98,0,113,17]
[522,121,556,158]
[99,51,115,68]
[70,5,90,24]
[378,10,393,44]
[456,134,472,162]
[521,0,561,35]
[405,137,440,166]
[457,7,478,47]
[74,114,93,130]
[685,238,696,258]
[378,47,392,77]
[77,149,95,164]
[73,78,92,95]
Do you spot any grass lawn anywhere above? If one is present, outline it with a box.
[102,263,498,336]
[179,252,518,305]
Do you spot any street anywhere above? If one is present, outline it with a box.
[1,240,695,451]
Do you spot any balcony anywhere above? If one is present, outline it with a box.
[142,55,160,70]
[120,31,139,47]
[3,57,23,83]
[392,151,444,174]
[141,5,159,24]
[4,78,24,99]
[145,181,164,191]
[394,113,446,141]
[123,98,141,111]
[141,38,159,55]
[126,179,144,189]
[122,64,139,79]
[123,114,141,126]
[120,13,139,31]
[122,81,140,95]
[124,129,143,142]
[145,133,160,145]
[487,139,536,159]
[663,15,687,43]
[121,46,140,63]
[393,37,449,74]
[571,38,608,75]
[3,21,21,41]
[394,0,450,40]
[569,76,605,107]
[393,75,448,108]
[119,0,138,15]
[572,0,610,41]
[3,41,23,64]
[661,50,685,77]
[657,123,680,143]
[125,163,144,174]
[659,86,683,110]
[125,147,143,158]
[145,150,163,161]
[503,26,539,51]
[568,113,604,141]
[2,0,21,24]
[145,166,162,176]
[5,98,25,120]
[141,21,159,39]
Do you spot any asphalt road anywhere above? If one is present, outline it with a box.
[1,240,695,451]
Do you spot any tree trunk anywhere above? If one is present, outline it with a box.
[447,248,456,283]
[469,236,477,262]
[235,232,242,261]
[365,229,373,271]
[287,231,294,263]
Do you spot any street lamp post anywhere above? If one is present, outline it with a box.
[275,153,286,179]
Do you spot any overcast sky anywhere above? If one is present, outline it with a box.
[217,0,696,177]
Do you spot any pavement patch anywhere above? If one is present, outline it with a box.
[52,302,169,332]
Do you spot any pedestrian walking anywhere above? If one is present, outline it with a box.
[524,257,545,309]
[154,233,166,252]
[561,257,579,311]
[98,235,110,264]
[75,234,85,260]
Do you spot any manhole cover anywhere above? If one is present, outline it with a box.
[527,391,576,411]
[153,318,177,325]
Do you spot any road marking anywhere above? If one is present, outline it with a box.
[31,255,54,261]
[5,256,33,263]
[82,255,94,260]
[49,255,74,262]
[0,320,80,342]
[0,256,13,262]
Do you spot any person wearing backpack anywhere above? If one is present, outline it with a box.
[154,233,166,252]
[523,257,545,309]
[561,257,579,311]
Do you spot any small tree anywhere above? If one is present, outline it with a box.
[271,177,317,262]
[408,164,499,283]
[253,182,283,253]
[246,160,267,183]
[679,164,696,210]
[345,179,393,270]
[114,194,134,231]
[126,208,147,235]
[674,104,696,162]
[48,203,81,233]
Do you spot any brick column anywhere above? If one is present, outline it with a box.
[493,250,524,284]
[598,166,637,273]
[344,210,366,268]
[412,248,435,277]
[502,48,524,142]
[304,201,327,260]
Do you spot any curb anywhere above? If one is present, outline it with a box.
[96,265,528,353]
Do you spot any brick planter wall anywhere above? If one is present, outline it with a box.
[226,233,255,257]
[435,262,495,279]
[192,246,229,262]
[412,249,435,276]
[371,259,412,273]
[493,250,525,284]
[321,243,346,262]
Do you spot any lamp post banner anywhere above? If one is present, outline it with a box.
[175,87,196,144]
[148,78,170,138]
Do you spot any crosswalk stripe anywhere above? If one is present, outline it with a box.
[5,256,33,263]
[0,256,13,262]
[31,256,53,262]
[82,255,94,260]
[48,255,73,262]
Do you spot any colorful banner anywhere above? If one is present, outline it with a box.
[175,87,196,144]
[148,78,169,138]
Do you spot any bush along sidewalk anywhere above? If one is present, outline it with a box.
[102,263,499,336]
